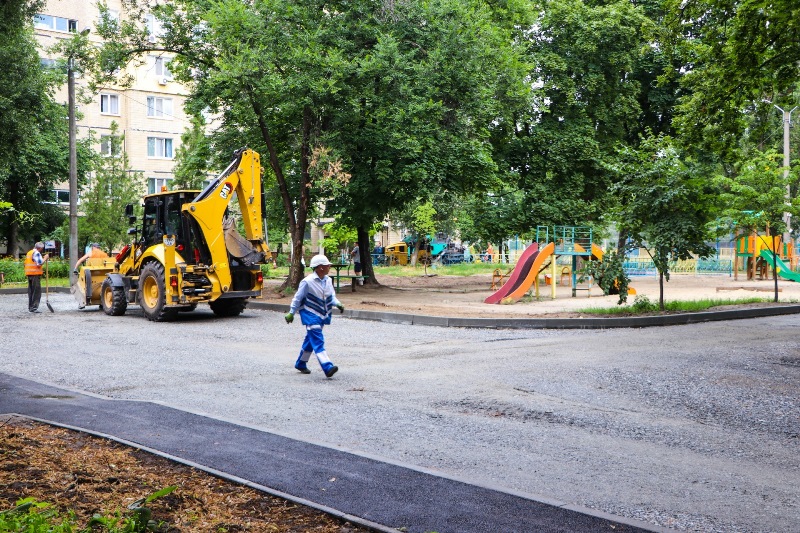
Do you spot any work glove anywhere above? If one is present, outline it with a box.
[336,304,345,313]
[73,269,78,275]
[284,312,294,324]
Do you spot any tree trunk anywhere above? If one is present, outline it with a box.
[357,226,378,285]
[8,218,19,259]
[659,270,665,311]
[410,235,422,266]
[249,90,310,290]
[616,230,627,254]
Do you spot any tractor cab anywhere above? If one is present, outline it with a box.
[137,190,202,263]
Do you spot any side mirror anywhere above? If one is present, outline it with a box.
[125,204,134,218]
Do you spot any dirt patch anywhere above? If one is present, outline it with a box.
[0,416,364,532]
[261,272,800,319]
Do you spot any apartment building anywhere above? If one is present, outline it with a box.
[34,0,190,205]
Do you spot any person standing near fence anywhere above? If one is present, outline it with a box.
[24,242,49,313]
[351,242,362,279]
[285,254,344,378]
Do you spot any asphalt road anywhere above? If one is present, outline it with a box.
[1,291,798,532]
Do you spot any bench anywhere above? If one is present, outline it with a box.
[333,274,367,292]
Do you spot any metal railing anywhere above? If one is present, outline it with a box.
[623,258,733,276]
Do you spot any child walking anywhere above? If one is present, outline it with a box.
[285,254,345,377]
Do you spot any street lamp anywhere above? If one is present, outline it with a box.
[67,27,90,284]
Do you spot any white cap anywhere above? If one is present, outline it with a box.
[310,254,332,268]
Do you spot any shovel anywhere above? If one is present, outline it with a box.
[45,259,54,313]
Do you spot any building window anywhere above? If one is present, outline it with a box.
[34,14,78,33]
[100,93,120,115]
[147,137,173,159]
[42,189,71,205]
[152,56,172,79]
[148,177,172,194]
[146,96,173,118]
[100,135,121,156]
[145,13,163,43]
[98,8,119,24]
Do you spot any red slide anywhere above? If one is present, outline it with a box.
[484,243,540,304]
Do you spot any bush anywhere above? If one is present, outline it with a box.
[580,250,630,305]
[631,295,658,313]
[0,258,72,283]
[0,258,25,283]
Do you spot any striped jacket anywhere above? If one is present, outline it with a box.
[289,271,342,326]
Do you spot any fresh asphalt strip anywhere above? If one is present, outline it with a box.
[1,373,661,533]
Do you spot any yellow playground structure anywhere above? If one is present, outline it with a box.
[734,233,800,282]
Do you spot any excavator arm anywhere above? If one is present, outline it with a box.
[182,148,269,292]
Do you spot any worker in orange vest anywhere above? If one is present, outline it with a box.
[24,242,49,313]
[73,242,109,272]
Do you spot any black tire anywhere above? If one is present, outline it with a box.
[209,297,248,317]
[100,278,128,316]
[179,303,198,312]
[137,262,177,322]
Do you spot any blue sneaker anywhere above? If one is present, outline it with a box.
[323,363,338,378]
[295,362,311,374]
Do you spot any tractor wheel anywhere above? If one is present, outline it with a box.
[100,278,127,316]
[137,262,177,322]
[209,298,248,317]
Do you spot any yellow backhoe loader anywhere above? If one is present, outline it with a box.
[74,148,270,321]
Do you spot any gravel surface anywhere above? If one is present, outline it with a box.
[2,291,799,532]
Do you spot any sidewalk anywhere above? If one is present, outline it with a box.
[2,373,657,533]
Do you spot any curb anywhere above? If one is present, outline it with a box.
[6,288,799,329]
[0,286,72,295]
[246,300,800,329]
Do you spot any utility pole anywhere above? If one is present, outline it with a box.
[68,55,77,284]
[67,28,89,284]
[774,104,797,244]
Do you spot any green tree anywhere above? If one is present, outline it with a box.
[612,135,717,310]
[713,149,799,301]
[172,116,211,190]
[325,0,530,280]
[78,123,143,252]
[99,0,529,288]
[668,0,800,156]
[457,188,527,261]
[497,0,652,235]
[0,0,87,257]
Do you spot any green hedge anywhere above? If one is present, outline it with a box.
[0,258,71,282]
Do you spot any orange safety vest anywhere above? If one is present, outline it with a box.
[24,249,43,276]
[90,248,109,259]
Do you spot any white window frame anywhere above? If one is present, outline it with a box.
[34,14,77,33]
[146,96,173,119]
[100,93,120,115]
[43,189,72,205]
[145,13,164,43]
[148,177,172,194]
[147,137,173,159]
[152,56,173,79]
